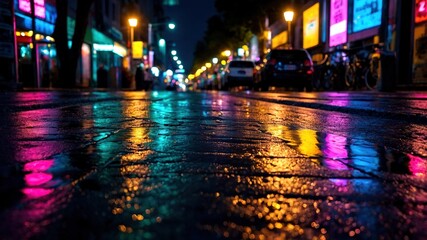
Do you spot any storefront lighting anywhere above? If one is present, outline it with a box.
[222,50,231,57]
[113,42,127,57]
[35,34,43,40]
[93,43,114,51]
[237,48,244,57]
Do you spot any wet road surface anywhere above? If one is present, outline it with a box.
[0,91,426,239]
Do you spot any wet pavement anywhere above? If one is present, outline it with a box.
[0,90,426,240]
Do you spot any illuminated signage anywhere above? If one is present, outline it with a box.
[352,0,382,32]
[329,0,348,47]
[19,0,46,19]
[303,3,320,49]
[132,41,143,59]
[94,43,127,57]
[416,0,427,23]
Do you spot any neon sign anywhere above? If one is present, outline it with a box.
[416,0,427,23]
[352,0,382,32]
[303,3,320,49]
[19,0,46,19]
[329,0,348,47]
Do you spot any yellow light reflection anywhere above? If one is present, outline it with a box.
[108,98,154,233]
[297,129,321,157]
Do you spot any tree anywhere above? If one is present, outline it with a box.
[192,0,289,69]
[53,0,95,88]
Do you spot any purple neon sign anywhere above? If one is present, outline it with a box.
[329,0,348,47]
[19,0,46,19]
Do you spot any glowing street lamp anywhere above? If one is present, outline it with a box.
[222,50,231,57]
[284,10,294,48]
[128,17,138,87]
[128,18,138,59]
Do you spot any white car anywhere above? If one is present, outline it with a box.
[221,60,256,90]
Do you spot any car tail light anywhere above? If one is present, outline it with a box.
[303,59,312,67]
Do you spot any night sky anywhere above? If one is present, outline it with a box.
[164,0,216,71]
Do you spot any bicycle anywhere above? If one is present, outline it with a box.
[345,49,371,90]
[326,49,349,90]
[364,47,381,90]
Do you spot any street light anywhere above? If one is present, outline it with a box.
[284,10,294,48]
[128,18,138,57]
[148,21,175,67]
[128,18,138,88]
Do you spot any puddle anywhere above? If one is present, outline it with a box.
[265,124,426,177]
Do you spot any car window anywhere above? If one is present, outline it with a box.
[229,61,255,68]
[269,50,310,60]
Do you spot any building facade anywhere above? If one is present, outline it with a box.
[5,0,130,89]
[268,0,426,89]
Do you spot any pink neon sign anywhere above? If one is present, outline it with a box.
[19,0,46,19]
[329,0,348,47]
[416,0,427,23]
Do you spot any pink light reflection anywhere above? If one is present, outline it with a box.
[408,154,427,177]
[22,187,53,199]
[323,133,350,188]
[23,160,54,172]
[323,133,348,159]
[25,172,53,186]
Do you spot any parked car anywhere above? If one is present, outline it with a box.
[221,60,257,90]
[257,49,314,91]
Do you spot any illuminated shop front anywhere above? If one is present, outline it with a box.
[413,0,427,84]
[14,0,57,88]
[347,0,397,50]
[90,29,127,88]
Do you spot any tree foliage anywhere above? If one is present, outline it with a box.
[192,0,297,71]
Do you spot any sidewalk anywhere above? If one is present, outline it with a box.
[243,90,427,124]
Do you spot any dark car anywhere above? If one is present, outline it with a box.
[257,49,314,91]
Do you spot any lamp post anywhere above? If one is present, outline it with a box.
[147,22,175,68]
[284,10,294,49]
[128,18,138,88]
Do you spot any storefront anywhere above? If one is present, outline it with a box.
[90,29,127,88]
[14,0,57,88]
